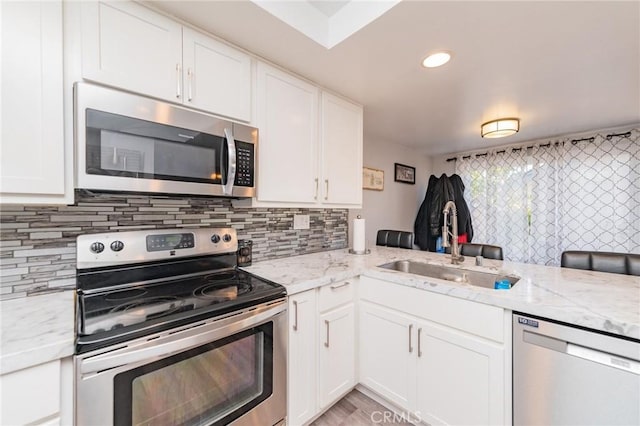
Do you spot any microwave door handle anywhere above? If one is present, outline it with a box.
[223,128,236,196]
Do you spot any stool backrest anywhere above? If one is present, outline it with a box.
[459,243,504,260]
[376,230,414,249]
[561,251,640,276]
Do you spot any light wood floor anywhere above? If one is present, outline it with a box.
[310,390,415,426]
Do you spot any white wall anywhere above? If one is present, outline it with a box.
[430,153,456,177]
[348,137,432,248]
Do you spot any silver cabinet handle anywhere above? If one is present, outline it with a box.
[409,324,413,353]
[292,300,298,331]
[324,179,329,200]
[329,281,350,290]
[418,327,422,357]
[176,63,181,99]
[314,178,319,200]
[187,68,193,102]
[324,319,330,348]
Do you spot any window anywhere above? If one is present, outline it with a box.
[456,129,639,265]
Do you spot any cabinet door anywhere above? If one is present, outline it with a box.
[288,290,318,426]
[320,92,363,206]
[319,303,356,410]
[414,321,505,426]
[183,28,251,121]
[359,301,415,410]
[255,62,319,203]
[0,360,61,425]
[0,0,65,199]
[81,1,182,102]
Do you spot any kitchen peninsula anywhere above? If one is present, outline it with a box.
[246,247,640,425]
[244,246,639,339]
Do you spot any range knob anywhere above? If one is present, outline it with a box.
[90,242,105,254]
[211,234,221,244]
[223,233,232,243]
[110,240,124,252]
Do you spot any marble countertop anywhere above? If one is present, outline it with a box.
[0,291,75,375]
[243,246,640,340]
[2,247,637,374]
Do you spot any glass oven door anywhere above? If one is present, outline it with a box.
[113,323,273,426]
[75,300,286,426]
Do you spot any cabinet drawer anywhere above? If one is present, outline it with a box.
[318,278,357,312]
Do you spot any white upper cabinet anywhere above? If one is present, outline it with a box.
[0,0,69,204]
[255,62,319,203]
[81,1,182,103]
[80,1,252,122]
[320,92,363,206]
[182,28,251,121]
[235,61,363,208]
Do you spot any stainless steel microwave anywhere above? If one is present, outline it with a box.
[75,83,256,198]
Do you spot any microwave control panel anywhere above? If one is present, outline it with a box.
[235,141,254,187]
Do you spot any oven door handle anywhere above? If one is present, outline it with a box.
[80,302,285,375]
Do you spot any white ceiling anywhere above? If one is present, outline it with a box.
[148,1,640,156]
[308,1,349,17]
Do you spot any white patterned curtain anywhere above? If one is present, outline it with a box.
[557,130,640,256]
[456,128,640,265]
[528,144,561,264]
[456,149,531,263]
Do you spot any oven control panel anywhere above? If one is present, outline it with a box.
[146,233,195,252]
[77,228,238,269]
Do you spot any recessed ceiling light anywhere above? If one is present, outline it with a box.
[422,51,451,68]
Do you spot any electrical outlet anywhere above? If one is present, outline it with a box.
[293,214,310,230]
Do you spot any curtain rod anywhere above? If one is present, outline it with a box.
[445,131,632,162]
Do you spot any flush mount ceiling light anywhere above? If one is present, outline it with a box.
[481,118,520,138]
[422,51,451,68]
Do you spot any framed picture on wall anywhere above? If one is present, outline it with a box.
[394,163,415,184]
[363,167,384,191]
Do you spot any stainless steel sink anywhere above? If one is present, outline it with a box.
[378,260,520,289]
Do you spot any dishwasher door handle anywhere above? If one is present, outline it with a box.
[567,343,640,375]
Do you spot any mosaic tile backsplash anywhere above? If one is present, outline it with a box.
[0,191,348,300]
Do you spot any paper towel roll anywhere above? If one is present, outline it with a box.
[353,217,366,253]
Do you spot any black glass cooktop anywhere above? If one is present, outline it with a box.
[76,255,286,354]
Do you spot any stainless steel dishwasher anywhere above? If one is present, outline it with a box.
[513,313,640,425]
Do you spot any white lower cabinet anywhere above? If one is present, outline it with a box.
[414,320,505,426]
[0,358,73,425]
[359,302,415,410]
[288,289,318,426]
[359,276,509,426]
[318,302,356,410]
[287,279,358,425]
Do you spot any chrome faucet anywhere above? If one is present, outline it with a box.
[442,201,464,264]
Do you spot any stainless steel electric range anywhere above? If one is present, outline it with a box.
[74,228,286,426]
